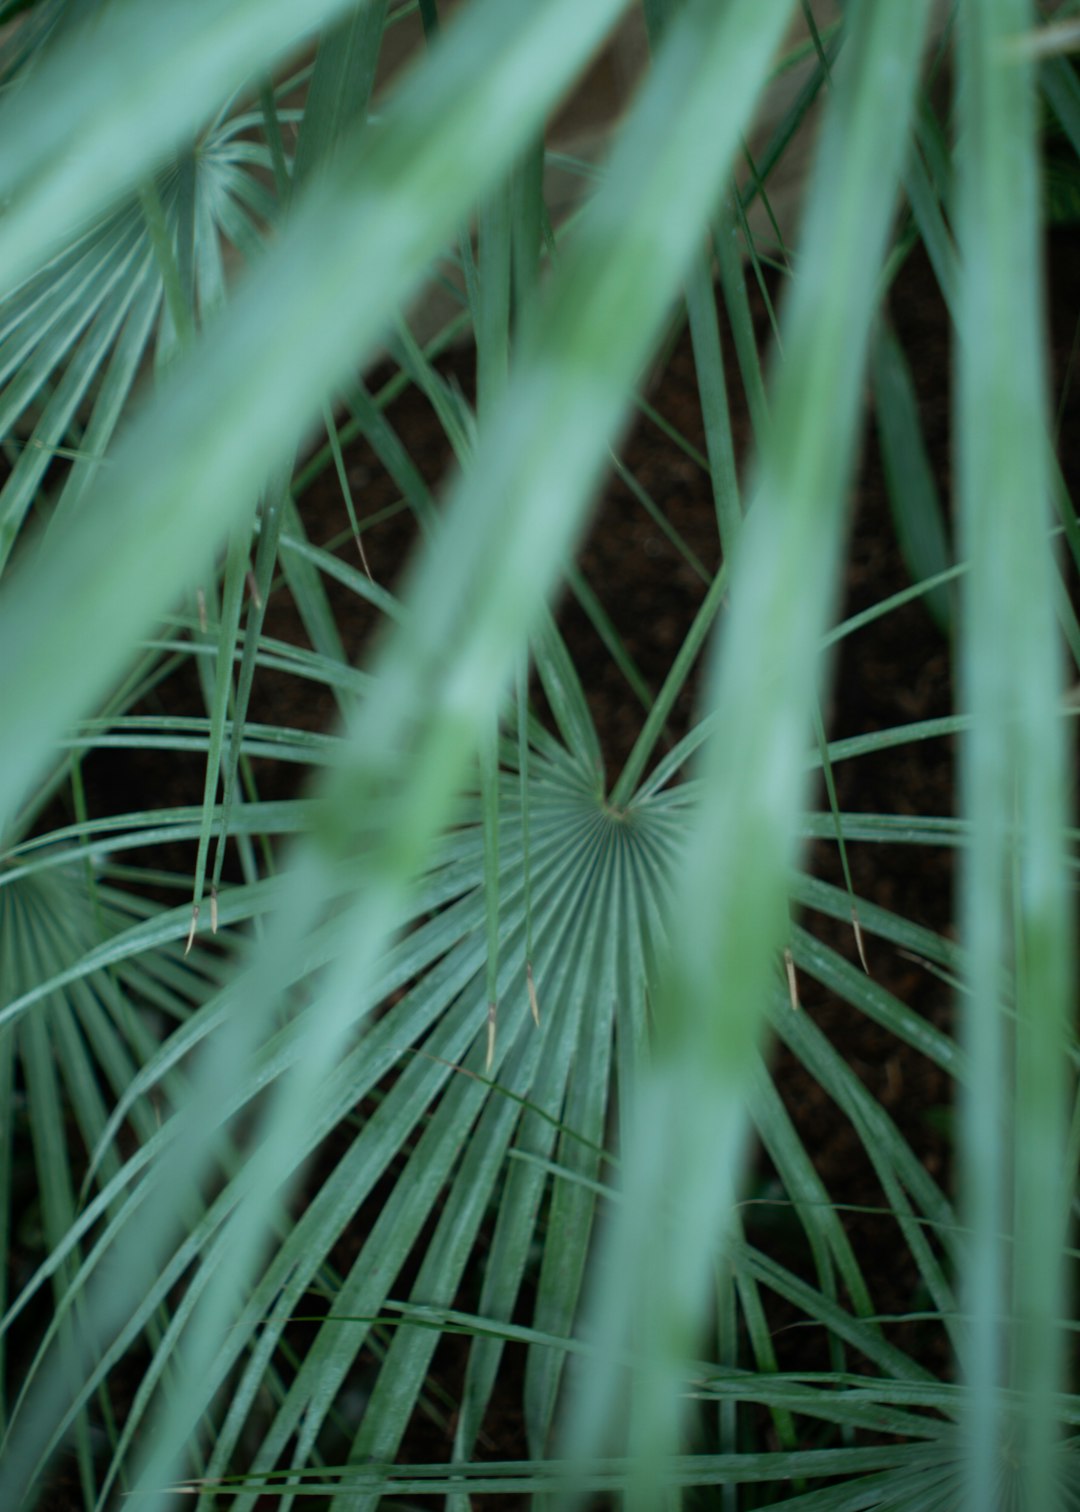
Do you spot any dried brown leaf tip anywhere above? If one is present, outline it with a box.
[210,885,219,936]
[246,567,263,611]
[485,1000,497,1074]
[526,960,540,1027]
[1008,18,1080,60]
[184,903,200,957]
[784,946,799,1011]
[851,906,870,975]
[354,528,374,584]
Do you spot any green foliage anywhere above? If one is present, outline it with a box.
[0,1,1076,1509]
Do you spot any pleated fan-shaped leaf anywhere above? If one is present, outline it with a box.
[0,89,284,576]
[1,0,1077,1507]
[0,710,984,1508]
[0,860,238,1439]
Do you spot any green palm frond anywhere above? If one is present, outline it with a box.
[0,860,235,1480]
[0,0,1076,1508]
[2,726,978,1507]
[0,89,286,577]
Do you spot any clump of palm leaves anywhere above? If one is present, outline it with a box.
[0,0,1077,1508]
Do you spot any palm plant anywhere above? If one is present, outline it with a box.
[0,0,1076,1508]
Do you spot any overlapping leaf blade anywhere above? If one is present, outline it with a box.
[1,1,1077,1508]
